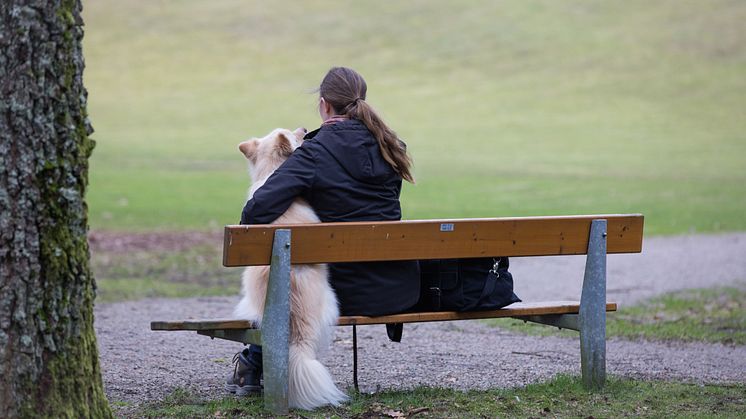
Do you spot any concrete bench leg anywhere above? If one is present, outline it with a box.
[579,219,607,390]
[262,229,291,414]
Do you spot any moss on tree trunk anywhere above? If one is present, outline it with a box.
[0,0,112,417]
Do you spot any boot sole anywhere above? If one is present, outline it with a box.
[225,383,262,396]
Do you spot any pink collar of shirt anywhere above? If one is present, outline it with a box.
[322,115,349,126]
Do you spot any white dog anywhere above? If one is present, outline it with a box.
[234,127,347,410]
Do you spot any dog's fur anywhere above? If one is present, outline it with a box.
[234,128,347,410]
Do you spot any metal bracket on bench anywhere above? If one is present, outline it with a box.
[579,219,607,390]
[196,329,262,345]
[511,314,579,331]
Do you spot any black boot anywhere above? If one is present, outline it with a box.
[225,348,262,396]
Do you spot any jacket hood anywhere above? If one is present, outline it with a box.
[306,119,397,183]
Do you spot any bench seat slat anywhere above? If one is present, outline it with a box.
[150,301,617,331]
[150,319,253,331]
[338,301,616,325]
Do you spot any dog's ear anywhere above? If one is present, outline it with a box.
[238,139,259,162]
[292,127,307,147]
[276,131,295,156]
[293,127,307,141]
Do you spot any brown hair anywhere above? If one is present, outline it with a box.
[319,67,414,183]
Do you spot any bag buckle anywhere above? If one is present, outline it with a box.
[428,287,441,311]
[489,258,501,278]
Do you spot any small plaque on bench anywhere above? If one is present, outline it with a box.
[440,223,454,232]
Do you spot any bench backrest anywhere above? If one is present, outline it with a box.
[222,214,643,267]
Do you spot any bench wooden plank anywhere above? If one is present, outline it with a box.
[151,319,253,331]
[150,301,617,331]
[337,301,617,326]
[223,214,643,266]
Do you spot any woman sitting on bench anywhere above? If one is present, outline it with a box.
[226,66,420,395]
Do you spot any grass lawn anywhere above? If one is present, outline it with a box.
[90,233,237,302]
[92,241,238,303]
[82,0,746,235]
[128,375,745,418]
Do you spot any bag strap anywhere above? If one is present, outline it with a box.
[386,323,403,342]
[461,258,500,311]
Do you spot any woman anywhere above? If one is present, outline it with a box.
[226,67,420,395]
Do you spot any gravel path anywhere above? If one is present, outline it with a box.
[95,232,746,408]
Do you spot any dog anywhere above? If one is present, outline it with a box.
[234,127,347,410]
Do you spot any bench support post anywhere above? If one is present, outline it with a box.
[579,219,607,390]
[262,229,292,414]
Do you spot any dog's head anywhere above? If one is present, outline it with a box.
[238,127,307,180]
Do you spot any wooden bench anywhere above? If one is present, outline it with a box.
[151,214,644,414]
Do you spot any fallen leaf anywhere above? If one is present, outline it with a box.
[408,406,430,416]
[383,409,406,418]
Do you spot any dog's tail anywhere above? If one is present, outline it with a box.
[288,342,348,410]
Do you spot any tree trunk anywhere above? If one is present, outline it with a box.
[0,0,112,417]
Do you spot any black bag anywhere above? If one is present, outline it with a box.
[417,257,521,311]
[384,257,521,342]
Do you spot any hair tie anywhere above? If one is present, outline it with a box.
[343,97,362,114]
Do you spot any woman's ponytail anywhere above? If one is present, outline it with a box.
[347,100,414,183]
[319,67,415,183]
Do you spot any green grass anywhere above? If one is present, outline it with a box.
[488,285,746,345]
[96,278,231,303]
[91,243,241,302]
[129,375,745,418]
[608,286,746,345]
[82,0,746,234]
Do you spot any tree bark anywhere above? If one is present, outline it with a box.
[0,0,112,417]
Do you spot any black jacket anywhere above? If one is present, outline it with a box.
[240,119,420,316]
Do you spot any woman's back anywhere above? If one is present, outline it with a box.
[305,119,419,316]
[302,119,403,222]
